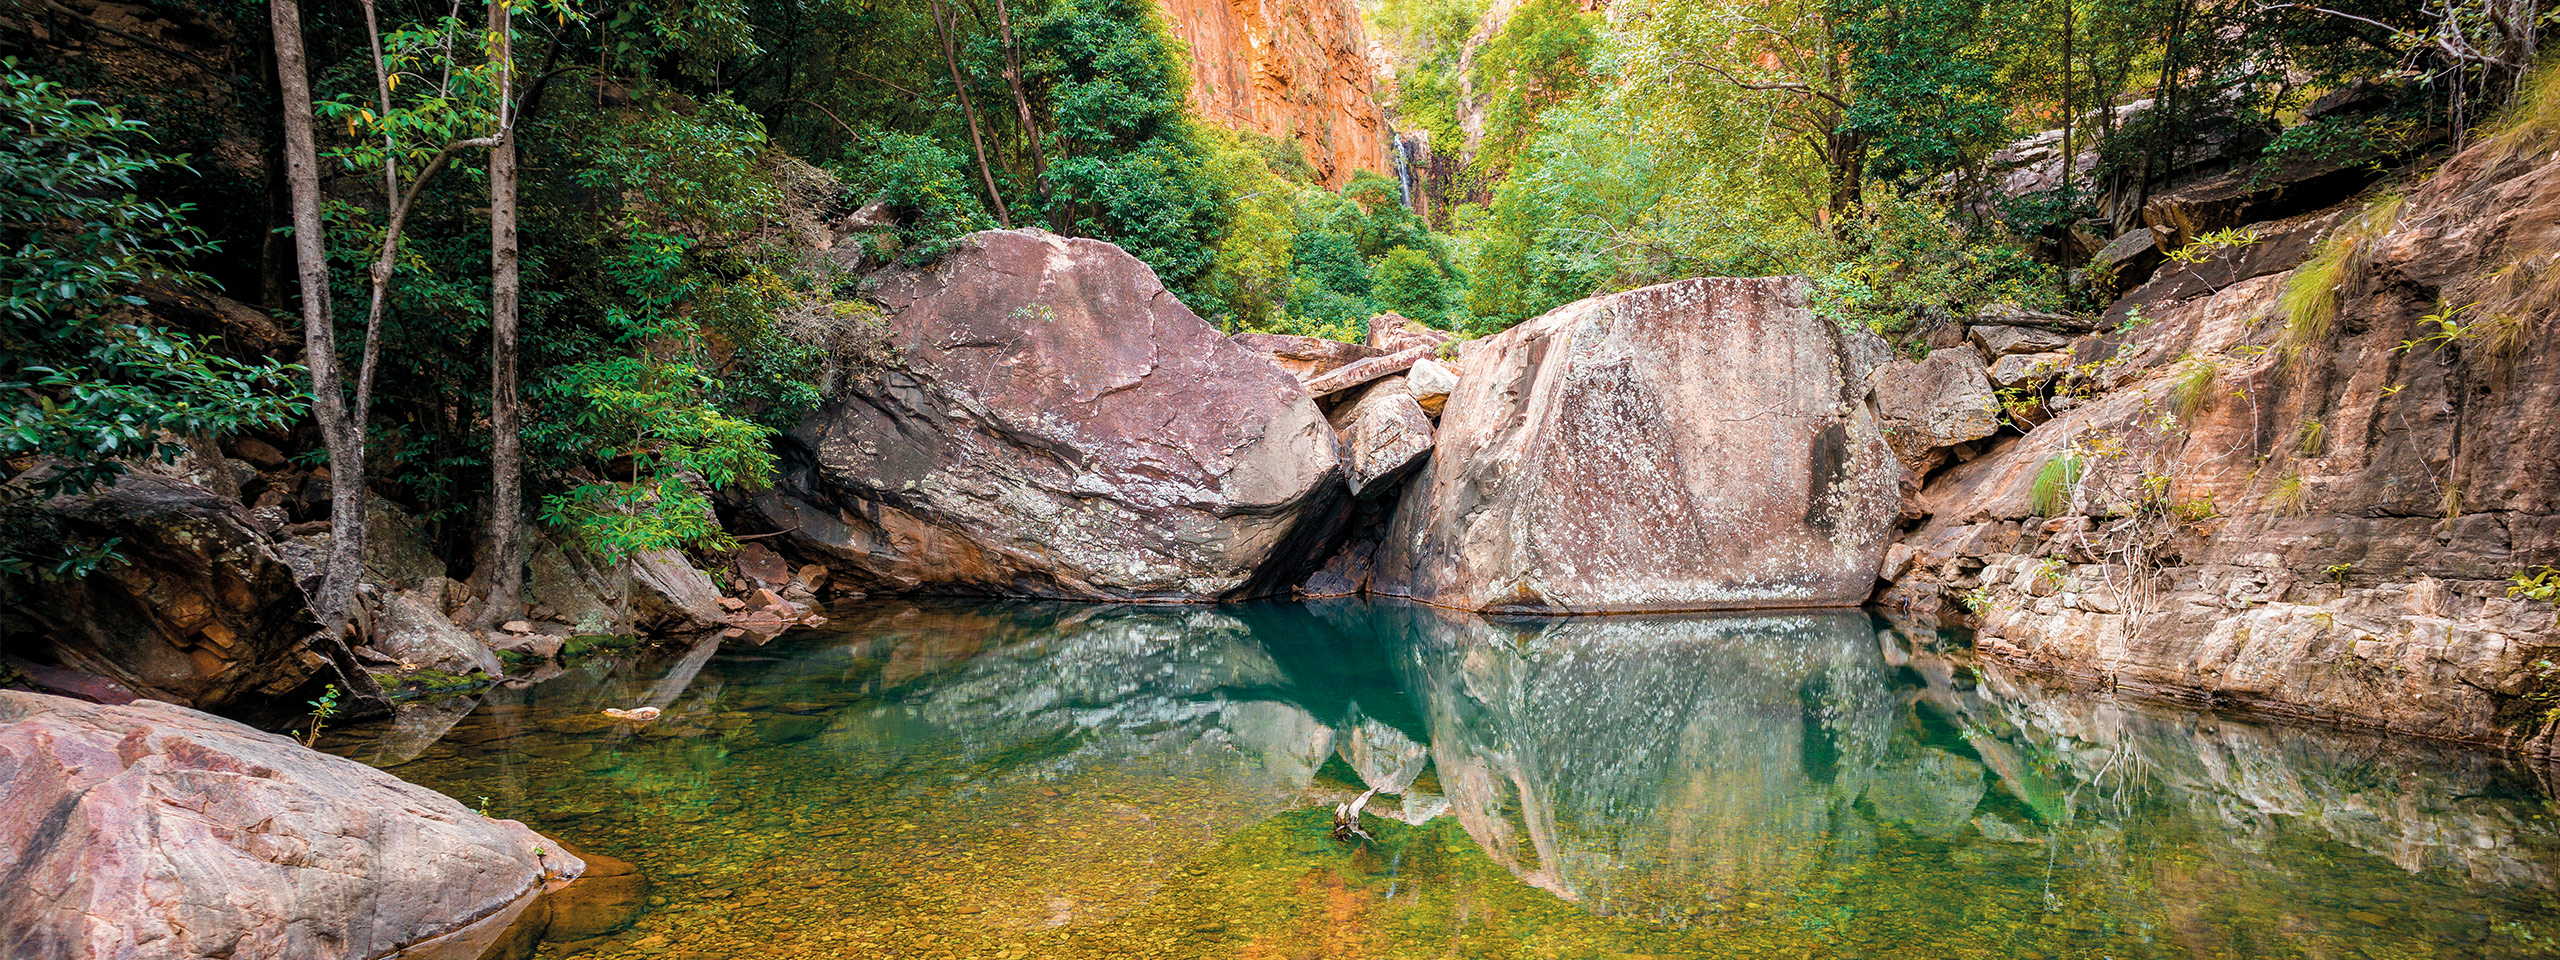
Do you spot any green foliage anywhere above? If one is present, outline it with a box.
[842,132,994,263]
[2513,566,2560,607]
[1834,0,2016,184]
[1472,0,1601,179]
[1814,194,2062,337]
[1374,246,1459,326]
[531,355,774,564]
[1,60,306,572]
[301,684,341,746]
[2030,454,2085,516]
[1026,0,1228,307]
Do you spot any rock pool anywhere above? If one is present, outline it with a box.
[325,600,2560,958]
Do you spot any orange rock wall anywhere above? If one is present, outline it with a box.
[1153,0,1392,187]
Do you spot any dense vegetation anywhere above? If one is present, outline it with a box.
[1,0,2550,616]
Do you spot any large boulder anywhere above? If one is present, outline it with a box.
[1371,276,1900,612]
[1872,346,2002,472]
[0,475,327,711]
[1327,377,1435,497]
[0,690,582,959]
[1365,311,1455,355]
[759,229,1343,600]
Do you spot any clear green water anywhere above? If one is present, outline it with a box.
[327,600,2560,959]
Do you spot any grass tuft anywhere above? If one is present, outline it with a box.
[2266,472,2310,517]
[2030,453,2085,516]
[2295,417,2326,456]
[2280,193,2404,363]
[2169,356,2218,421]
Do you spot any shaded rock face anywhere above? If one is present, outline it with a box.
[1879,137,2560,751]
[1151,0,1387,187]
[761,230,1344,600]
[1373,276,1900,612]
[0,690,579,960]
[0,475,325,711]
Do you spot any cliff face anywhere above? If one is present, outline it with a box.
[1876,126,2560,753]
[1152,0,1391,187]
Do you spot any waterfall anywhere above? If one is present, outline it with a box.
[1391,129,1429,216]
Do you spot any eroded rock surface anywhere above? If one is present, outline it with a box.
[1151,0,1388,187]
[0,475,326,711]
[0,690,579,960]
[1373,276,1900,612]
[1230,332,1382,379]
[1880,135,2560,751]
[759,230,1343,600]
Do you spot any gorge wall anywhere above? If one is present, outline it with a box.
[1875,122,2560,755]
[1151,0,1392,187]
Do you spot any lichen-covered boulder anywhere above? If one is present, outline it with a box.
[0,690,581,960]
[1372,276,1900,612]
[759,229,1343,600]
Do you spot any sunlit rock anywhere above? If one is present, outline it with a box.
[1374,276,1900,612]
[756,230,1344,600]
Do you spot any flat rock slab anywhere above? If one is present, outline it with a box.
[0,690,579,960]
[1372,275,1899,613]
[1301,345,1432,398]
[1970,324,2077,357]
[1231,333,1382,379]
[760,229,1343,600]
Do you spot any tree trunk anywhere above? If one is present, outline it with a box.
[269,0,390,713]
[268,0,363,628]
[993,0,1050,215]
[480,0,527,630]
[934,0,1011,228]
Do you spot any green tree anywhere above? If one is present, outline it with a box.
[0,61,306,573]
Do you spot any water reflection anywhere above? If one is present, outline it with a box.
[331,600,2560,959]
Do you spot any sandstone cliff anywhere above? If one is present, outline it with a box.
[1877,121,2560,754]
[1152,0,1391,186]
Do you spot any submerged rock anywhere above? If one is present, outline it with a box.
[1373,276,1899,612]
[0,690,580,959]
[758,229,1342,600]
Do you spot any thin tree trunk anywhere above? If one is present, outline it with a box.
[480,0,527,630]
[993,0,1050,213]
[934,0,1011,227]
[268,0,364,628]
